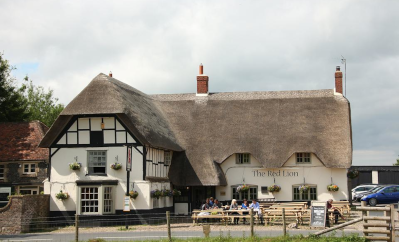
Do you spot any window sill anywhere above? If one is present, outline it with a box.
[86,174,108,176]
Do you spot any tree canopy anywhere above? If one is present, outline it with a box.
[394,156,399,166]
[0,53,64,127]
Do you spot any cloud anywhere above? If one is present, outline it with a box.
[1,0,398,165]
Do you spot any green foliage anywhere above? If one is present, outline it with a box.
[20,76,64,127]
[0,53,29,122]
[0,53,64,126]
[393,156,399,166]
[121,233,366,242]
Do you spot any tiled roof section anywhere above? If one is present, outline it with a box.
[150,89,334,101]
[0,121,49,162]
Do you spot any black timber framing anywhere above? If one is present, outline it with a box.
[50,114,143,148]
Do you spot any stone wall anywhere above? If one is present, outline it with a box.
[0,195,50,234]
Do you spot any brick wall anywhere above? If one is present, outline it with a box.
[197,76,209,94]
[0,195,50,234]
[5,162,47,184]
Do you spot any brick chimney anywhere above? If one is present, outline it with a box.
[196,63,209,96]
[335,66,343,94]
[109,71,113,77]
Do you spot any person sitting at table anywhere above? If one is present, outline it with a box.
[241,199,249,224]
[326,199,345,227]
[249,199,264,225]
[212,199,222,209]
[230,199,240,225]
[209,197,214,207]
[201,198,210,210]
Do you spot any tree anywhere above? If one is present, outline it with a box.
[0,53,29,122]
[20,76,64,127]
[394,156,399,166]
[0,53,64,127]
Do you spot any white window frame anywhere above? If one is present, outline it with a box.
[236,153,250,164]
[231,186,258,200]
[18,186,40,195]
[164,151,172,166]
[80,186,100,215]
[87,150,107,175]
[23,163,36,174]
[296,153,311,163]
[0,165,4,179]
[103,186,115,214]
[292,185,317,201]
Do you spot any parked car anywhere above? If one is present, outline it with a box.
[353,185,388,202]
[361,185,399,206]
[351,184,379,200]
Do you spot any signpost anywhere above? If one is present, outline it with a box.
[310,201,327,227]
[125,146,132,229]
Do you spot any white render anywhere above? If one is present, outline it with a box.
[45,116,173,214]
[216,153,348,202]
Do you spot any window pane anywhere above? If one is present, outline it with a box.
[81,187,99,214]
[310,187,317,200]
[249,187,257,200]
[88,151,107,174]
[293,187,300,201]
[30,164,36,172]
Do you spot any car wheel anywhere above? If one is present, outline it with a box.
[369,198,377,206]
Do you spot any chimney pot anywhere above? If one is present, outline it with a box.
[109,71,113,77]
[336,66,340,71]
[199,63,203,75]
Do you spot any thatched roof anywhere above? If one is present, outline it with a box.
[154,90,352,186]
[40,74,352,186]
[39,74,182,151]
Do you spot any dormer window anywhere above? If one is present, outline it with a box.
[296,153,311,163]
[236,153,250,164]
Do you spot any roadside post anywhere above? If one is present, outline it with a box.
[166,211,171,242]
[282,208,286,236]
[250,208,254,237]
[75,214,79,242]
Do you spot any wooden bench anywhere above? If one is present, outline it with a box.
[191,209,225,225]
[263,208,305,225]
[331,201,350,215]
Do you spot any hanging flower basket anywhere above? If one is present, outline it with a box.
[69,162,81,170]
[268,184,281,192]
[151,189,162,199]
[55,190,69,200]
[299,185,309,194]
[347,170,359,179]
[327,184,339,192]
[129,190,139,199]
[237,184,250,193]
[110,162,122,170]
[172,189,181,197]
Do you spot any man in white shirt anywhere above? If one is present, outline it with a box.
[249,199,264,224]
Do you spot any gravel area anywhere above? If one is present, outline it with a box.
[43,210,398,235]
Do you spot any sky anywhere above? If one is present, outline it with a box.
[1,0,398,166]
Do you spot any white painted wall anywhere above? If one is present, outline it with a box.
[216,153,348,202]
[47,146,152,212]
